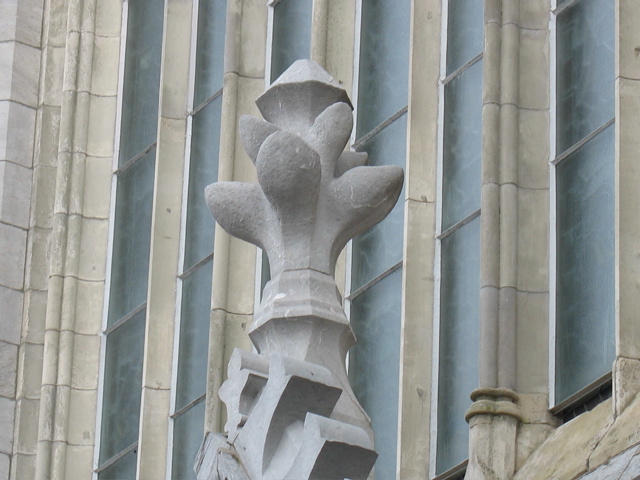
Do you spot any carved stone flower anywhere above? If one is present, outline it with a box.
[205,60,404,281]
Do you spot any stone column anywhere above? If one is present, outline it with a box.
[467,0,522,477]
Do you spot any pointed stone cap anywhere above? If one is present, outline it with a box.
[256,60,353,131]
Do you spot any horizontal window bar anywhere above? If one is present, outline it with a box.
[346,261,403,301]
[104,302,146,336]
[171,393,206,419]
[442,53,483,86]
[115,143,156,176]
[550,372,612,415]
[95,441,138,473]
[552,118,614,166]
[179,253,214,280]
[189,88,224,116]
[437,209,481,240]
[352,106,408,150]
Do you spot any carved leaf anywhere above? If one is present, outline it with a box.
[331,165,404,243]
[310,102,353,171]
[239,115,280,165]
[204,181,269,250]
[334,151,368,178]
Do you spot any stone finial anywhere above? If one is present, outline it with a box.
[197,60,403,480]
[205,59,403,280]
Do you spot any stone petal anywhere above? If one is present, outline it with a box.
[331,165,404,245]
[334,151,368,178]
[310,102,353,173]
[239,115,279,165]
[204,181,269,250]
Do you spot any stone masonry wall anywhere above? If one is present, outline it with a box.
[0,0,44,478]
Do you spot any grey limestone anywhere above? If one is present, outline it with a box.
[0,0,44,48]
[0,341,18,398]
[0,41,40,107]
[579,445,640,480]
[0,286,22,345]
[621,449,640,479]
[195,432,250,480]
[0,453,8,479]
[0,222,26,290]
[0,160,32,229]
[198,60,403,480]
[0,396,15,454]
[0,100,36,168]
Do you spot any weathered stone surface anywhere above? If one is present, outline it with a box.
[0,397,15,454]
[465,389,521,480]
[579,445,640,480]
[614,357,640,416]
[589,391,640,469]
[0,453,8,479]
[0,222,26,290]
[515,393,558,470]
[621,448,640,478]
[199,60,402,479]
[513,400,613,480]
[0,286,22,345]
[195,432,250,480]
[0,341,17,398]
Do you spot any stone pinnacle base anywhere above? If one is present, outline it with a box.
[195,351,377,480]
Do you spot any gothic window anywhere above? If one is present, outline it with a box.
[169,1,227,477]
[97,0,164,476]
[552,0,615,408]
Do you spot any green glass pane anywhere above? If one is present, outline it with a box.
[446,0,484,74]
[555,125,614,403]
[98,448,137,480]
[185,96,222,269]
[100,309,145,463]
[108,149,155,325]
[194,0,227,105]
[118,0,164,164]
[270,0,312,82]
[437,216,480,474]
[171,401,206,480]
[556,0,614,153]
[349,268,402,480]
[177,259,213,410]
[442,60,482,230]
[356,0,410,138]
[351,115,406,290]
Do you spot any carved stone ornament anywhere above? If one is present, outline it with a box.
[195,60,404,480]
